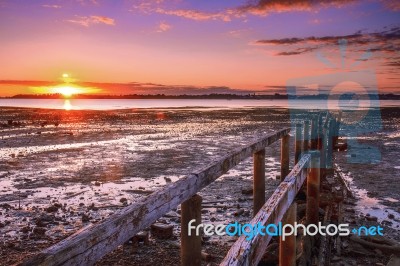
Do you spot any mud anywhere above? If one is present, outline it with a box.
[0,106,399,265]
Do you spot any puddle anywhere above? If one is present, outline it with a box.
[336,164,400,229]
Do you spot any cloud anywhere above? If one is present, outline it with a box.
[79,82,250,95]
[0,80,254,96]
[253,26,400,56]
[385,60,400,67]
[130,0,166,13]
[131,0,366,22]
[157,22,172,32]
[0,80,58,86]
[132,0,400,22]
[66,15,115,27]
[226,28,253,38]
[233,0,358,17]
[42,4,62,9]
[76,0,99,5]
[381,0,400,11]
[155,8,232,22]
[276,47,318,56]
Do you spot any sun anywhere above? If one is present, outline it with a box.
[54,86,80,97]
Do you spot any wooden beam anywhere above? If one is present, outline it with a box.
[221,154,311,266]
[20,128,291,266]
[253,149,266,215]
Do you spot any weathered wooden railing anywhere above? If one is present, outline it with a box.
[220,152,319,266]
[21,128,291,266]
[221,111,342,266]
[21,110,342,266]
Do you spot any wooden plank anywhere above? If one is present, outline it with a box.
[220,154,311,266]
[20,128,291,266]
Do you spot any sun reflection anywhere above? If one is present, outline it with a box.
[63,99,72,110]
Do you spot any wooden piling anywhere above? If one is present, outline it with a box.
[333,112,341,147]
[310,117,318,150]
[181,194,202,266]
[295,124,302,164]
[317,113,324,150]
[253,149,266,215]
[331,118,337,148]
[279,203,297,266]
[280,134,290,182]
[326,121,334,170]
[306,151,320,225]
[303,121,310,152]
[320,122,328,179]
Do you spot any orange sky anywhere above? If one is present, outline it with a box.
[0,0,399,96]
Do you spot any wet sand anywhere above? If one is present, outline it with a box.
[0,106,399,265]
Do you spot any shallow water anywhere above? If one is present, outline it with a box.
[0,108,289,241]
[1,107,399,242]
[0,99,399,110]
[336,164,400,229]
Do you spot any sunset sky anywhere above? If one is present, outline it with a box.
[0,0,399,96]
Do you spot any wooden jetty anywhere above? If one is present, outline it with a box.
[21,112,343,266]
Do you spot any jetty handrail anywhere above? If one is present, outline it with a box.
[21,128,291,266]
[220,153,312,266]
[220,110,340,266]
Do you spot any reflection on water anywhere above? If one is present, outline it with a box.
[0,99,399,110]
[63,99,72,110]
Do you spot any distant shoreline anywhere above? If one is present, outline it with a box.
[0,98,399,111]
[1,93,400,100]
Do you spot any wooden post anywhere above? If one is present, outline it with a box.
[317,113,323,150]
[280,134,290,182]
[310,117,318,150]
[326,121,334,170]
[295,124,302,164]
[333,112,341,147]
[303,121,310,152]
[279,203,297,266]
[181,194,202,266]
[306,151,320,225]
[331,118,337,148]
[320,121,328,179]
[253,149,266,215]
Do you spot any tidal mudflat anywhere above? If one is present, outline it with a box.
[0,106,399,265]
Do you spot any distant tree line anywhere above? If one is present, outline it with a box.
[2,93,400,100]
